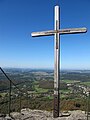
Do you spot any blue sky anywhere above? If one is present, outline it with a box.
[0,0,90,69]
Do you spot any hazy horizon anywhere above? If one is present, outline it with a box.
[1,66,90,71]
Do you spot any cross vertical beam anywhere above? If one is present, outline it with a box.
[87,91,90,120]
[9,80,11,116]
[31,5,87,118]
[53,6,60,118]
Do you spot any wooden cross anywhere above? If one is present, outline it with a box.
[31,5,87,118]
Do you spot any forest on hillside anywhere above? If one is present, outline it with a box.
[0,69,90,114]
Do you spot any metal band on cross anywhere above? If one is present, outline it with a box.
[31,5,87,118]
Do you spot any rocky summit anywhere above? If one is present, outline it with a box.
[0,109,88,120]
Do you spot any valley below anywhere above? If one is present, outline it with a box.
[0,68,90,119]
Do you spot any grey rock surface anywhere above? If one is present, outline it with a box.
[0,109,88,120]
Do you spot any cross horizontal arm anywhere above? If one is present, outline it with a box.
[31,27,87,37]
